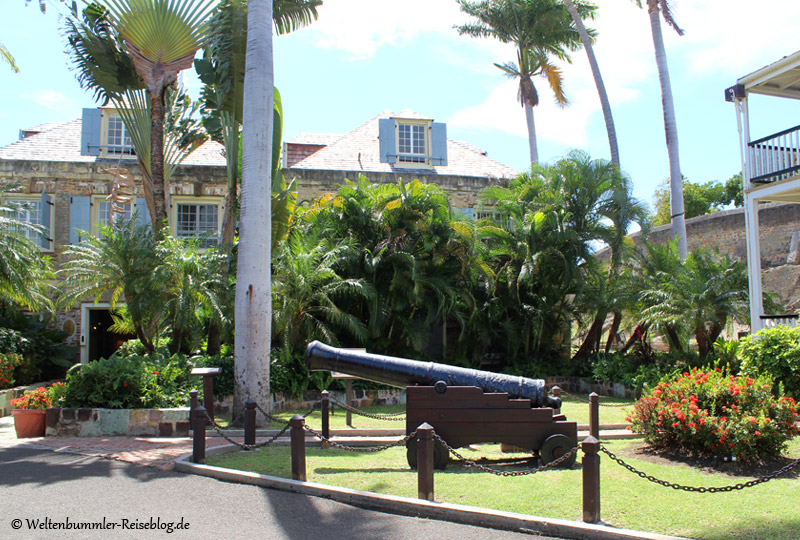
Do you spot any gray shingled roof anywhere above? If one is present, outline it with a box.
[287,133,343,146]
[0,119,226,167]
[287,110,518,179]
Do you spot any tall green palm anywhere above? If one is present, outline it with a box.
[0,188,54,313]
[234,0,273,421]
[635,0,687,257]
[98,0,216,227]
[456,0,589,164]
[562,0,619,166]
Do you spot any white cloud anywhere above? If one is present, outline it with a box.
[308,0,467,59]
[20,90,72,112]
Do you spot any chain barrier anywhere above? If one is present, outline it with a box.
[555,389,631,408]
[600,445,800,492]
[303,423,418,453]
[433,433,579,476]
[254,403,315,425]
[327,394,406,421]
[200,409,291,451]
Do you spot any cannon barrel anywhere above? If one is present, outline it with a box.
[305,341,560,408]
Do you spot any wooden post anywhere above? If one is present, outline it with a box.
[190,367,221,425]
[589,392,600,440]
[345,379,354,427]
[321,390,330,440]
[192,405,206,464]
[582,435,601,523]
[244,400,256,447]
[416,422,435,501]
[290,414,307,481]
[551,385,561,415]
[190,389,198,412]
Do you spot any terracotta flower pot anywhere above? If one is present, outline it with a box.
[12,409,47,438]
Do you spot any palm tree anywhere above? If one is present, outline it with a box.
[635,0,687,257]
[456,0,588,164]
[0,187,54,312]
[561,0,619,166]
[234,0,274,422]
[94,0,216,227]
[59,218,163,351]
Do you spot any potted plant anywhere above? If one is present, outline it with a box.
[11,386,52,438]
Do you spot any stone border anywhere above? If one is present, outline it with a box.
[175,444,685,540]
[46,407,190,437]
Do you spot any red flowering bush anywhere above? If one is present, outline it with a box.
[629,367,799,462]
[11,386,53,410]
[0,353,22,390]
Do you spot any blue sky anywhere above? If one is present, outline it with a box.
[3,0,800,212]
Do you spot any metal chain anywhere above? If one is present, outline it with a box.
[302,424,418,452]
[556,390,631,408]
[200,409,291,450]
[433,433,579,476]
[254,403,315,425]
[327,394,406,421]
[600,445,800,492]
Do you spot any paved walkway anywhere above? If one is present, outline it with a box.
[0,415,224,470]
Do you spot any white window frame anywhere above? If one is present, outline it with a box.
[395,119,433,168]
[91,195,134,236]
[100,112,136,159]
[5,194,54,252]
[169,196,224,248]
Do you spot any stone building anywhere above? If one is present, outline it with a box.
[0,108,518,363]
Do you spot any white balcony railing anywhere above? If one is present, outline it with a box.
[748,124,800,184]
[760,314,799,329]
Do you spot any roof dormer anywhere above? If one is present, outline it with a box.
[378,117,447,168]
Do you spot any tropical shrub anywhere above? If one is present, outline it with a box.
[629,367,799,462]
[0,312,78,383]
[0,353,22,390]
[62,352,193,409]
[11,386,52,410]
[738,326,800,398]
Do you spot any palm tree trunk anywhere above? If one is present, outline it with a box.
[604,311,622,353]
[563,0,619,167]
[149,89,168,232]
[524,101,538,165]
[234,0,274,426]
[648,1,687,258]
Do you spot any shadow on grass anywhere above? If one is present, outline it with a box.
[701,515,800,540]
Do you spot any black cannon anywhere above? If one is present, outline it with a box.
[305,341,577,469]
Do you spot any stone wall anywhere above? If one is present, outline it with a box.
[286,168,507,210]
[211,388,407,418]
[46,407,190,437]
[628,202,800,268]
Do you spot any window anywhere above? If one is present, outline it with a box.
[171,197,223,248]
[5,195,54,251]
[397,123,427,163]
[92,196,134,235]
[378,117,448,167]
[106,116,135,156]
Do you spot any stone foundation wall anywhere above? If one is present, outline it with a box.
[211,388,407,418]
[46,407,190,437]
[544,376,637,400]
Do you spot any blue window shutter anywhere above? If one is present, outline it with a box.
[459,207,474,220]
[80,108,102,156]
[431,122,448,166]
[40,193,53,249]
[69,196,91,244]
[378,118,397,164]
[135,198,150,228]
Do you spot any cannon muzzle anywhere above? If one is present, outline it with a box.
[305,341,560,408]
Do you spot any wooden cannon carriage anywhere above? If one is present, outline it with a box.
[305,341,577,470]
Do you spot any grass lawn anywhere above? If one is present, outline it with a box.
[208,399,800,540]
[258,392,633,430]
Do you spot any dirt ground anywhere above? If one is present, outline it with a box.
[612,440,800,479]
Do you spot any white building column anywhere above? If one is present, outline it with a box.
[743,194,764,333]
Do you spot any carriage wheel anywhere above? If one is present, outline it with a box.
[540,434,577,468]
[406,438,450,470]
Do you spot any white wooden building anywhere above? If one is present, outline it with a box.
[726,51,800,332]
